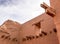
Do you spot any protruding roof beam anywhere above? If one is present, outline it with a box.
[41,2,56,17]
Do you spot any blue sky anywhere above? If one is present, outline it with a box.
[0,0,50,25]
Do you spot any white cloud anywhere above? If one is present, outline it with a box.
[0,0,50,25]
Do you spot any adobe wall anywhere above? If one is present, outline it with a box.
[50,0,60,44]
[20,13,59,44]
[0,28,19,44]
[0,20,21,44]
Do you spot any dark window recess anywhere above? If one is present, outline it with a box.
[53,28,57,33]
[39,34,42,37]
[36,36,39,38]
[41,31,47,35]
[12,38,17,41]
[27,38,29,40]
[5,36,9,39]
[33,22,41,28]
[26,36,32,40]
[22,38,26,41]
[15,40,18,42]
[1,35,5,38]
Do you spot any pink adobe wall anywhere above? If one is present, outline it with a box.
[0,20,21,44]
[50,0,60,44]
[20,13,59,44]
